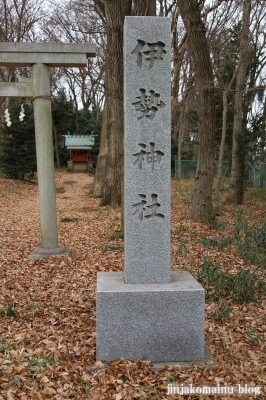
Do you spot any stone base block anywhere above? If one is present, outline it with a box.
[74,162,87,171]
[67,161,73,172]
[96,271,205,362]
[28,246,70,261]
[151,346,216,370]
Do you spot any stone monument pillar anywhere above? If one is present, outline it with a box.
[123,17,171,285]
[96,17,206,363]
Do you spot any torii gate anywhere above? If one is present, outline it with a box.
[0,43,96,260]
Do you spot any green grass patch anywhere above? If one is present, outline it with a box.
[0,302,20,318]
[60,217,81,223]
[199,236,232,252]
[25,299,47,311]
[29,353,56,372]
[110,229,123,241]
[211,302,231,323]
[243,329,264,344]
[0,337,18,355]
[235,213,266,268]
[245,188,266,202]
[101,243,124,253]
[195,257,266,303]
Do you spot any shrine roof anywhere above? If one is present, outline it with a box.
[64,135,95,148]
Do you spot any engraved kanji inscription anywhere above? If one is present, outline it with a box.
[132,194,147,221]
[132,194,164,221]
[132,88,165,120]
[133,142,164,172]
[131,39,166,69]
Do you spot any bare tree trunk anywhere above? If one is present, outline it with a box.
[69,83,80,135]
[214,90,228,213]
[52,119,61,169]
[215,0,252,211]
[90,103,108,197]
[100,0,132,208]
[177,105,185,179]
[134,0,156,16]
[179,0,216,224]
[171,8,185,180]
[228,0,251,204]
[263,101,266,140]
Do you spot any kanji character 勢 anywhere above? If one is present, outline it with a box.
[132,88,165,120]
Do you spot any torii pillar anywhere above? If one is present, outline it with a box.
[0,43,96,260]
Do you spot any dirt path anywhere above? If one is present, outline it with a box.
[0,172,265,399]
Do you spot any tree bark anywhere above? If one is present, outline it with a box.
[178,0,216,224]
[214,90,228,214]
[100,0,132,208]
[89,103,108,197]
[228,0,251,204]
[133,0,156,16]
[177,105,185,179]
[171,9,185,180]
[52,119,61,169]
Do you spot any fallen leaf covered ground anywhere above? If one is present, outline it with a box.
[0,171,265,399]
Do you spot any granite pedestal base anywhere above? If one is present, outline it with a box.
[96,271,205,362]
[28,246,70,261]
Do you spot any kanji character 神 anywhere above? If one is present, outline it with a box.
[133,142,164,172]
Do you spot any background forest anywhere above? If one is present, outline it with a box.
[0,0,265,223]
[0,2,266,399]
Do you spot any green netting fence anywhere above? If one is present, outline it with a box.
[247,162,266,189]
[174,160,266,189]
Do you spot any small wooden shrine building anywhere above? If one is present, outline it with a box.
[64,134,95,172]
